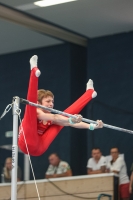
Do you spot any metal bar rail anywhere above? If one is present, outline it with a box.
[20,98,133,134]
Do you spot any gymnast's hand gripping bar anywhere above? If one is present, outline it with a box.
[20,98,133,134]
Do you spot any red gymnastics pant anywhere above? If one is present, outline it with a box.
[18,67,95,156]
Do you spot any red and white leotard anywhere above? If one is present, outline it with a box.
[37,120,52,135]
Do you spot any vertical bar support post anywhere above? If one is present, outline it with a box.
[11,96,20,200]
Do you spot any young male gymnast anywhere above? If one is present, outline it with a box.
[18,55,103,156]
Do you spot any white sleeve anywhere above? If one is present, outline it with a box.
[60,162,71,172]
[87,159,92,169]
[45,165,54,175]
[112,158,123,172]
[100,157,107,167]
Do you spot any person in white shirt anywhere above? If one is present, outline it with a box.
[45,153,72,178]
[87,147,107,175]
[107,147,129,200]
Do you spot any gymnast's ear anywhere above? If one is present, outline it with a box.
[37,101,41,105]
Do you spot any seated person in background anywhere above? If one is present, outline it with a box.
[87,147,107,175]
[107,147,129,200]
[1,157,22,183]
[45,153,72,178]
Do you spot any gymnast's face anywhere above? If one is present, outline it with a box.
[92,149,101,161]
[41,96,54,113]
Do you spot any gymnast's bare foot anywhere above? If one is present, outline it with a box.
[30,55,41,77]
[86,79,97,98]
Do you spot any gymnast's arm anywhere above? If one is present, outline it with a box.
[37,109,103,129]
[69,120,103,129]
[37,109,82,126]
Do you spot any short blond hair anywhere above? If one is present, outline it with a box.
[37,89,54,104]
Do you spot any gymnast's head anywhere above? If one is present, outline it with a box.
[37,89,54,112]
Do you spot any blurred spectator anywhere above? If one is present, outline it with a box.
[87,147,107,175]
[1,157,22,183]
[107,147,129,200]
[45,153,72,178]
